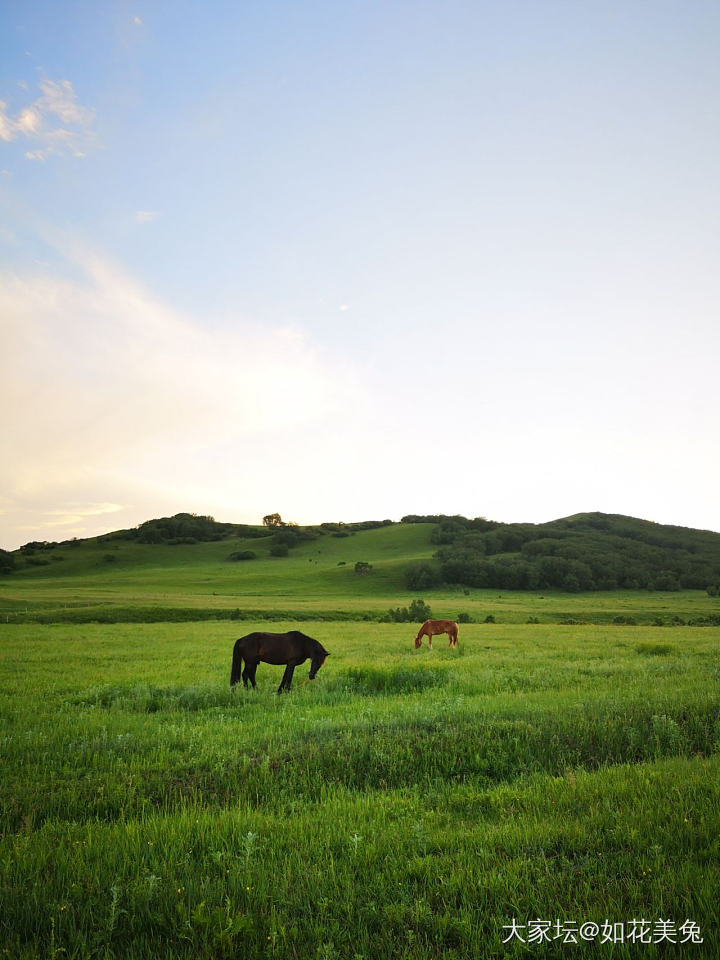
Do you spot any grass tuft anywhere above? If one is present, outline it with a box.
[636,641,675,656]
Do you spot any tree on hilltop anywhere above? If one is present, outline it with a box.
[262,513,285,528]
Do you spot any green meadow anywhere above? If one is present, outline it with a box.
[1,523,719,958]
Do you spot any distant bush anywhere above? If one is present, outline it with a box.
[409,598,432,621]
[456,612,472,623]
[354,561,373,575]
[346,519,394,532]
[125,514,266,545]
[484,614,496,623]
[405,562,441,591]
[0,548,16,574]
[613,615,637,625]
[270,526,318,551]
[380,598,432,623]
[20,540,57,553]
[269,544,289,557]
[651,571,681,591]
[687,614,720,626]
[320,522,346,534]
[380,608,409,623]
[102,554,118,563]
[137,513,237,544]
[321,519,393,535]
[228,550,256,562]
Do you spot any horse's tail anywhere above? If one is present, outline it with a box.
[230,640,244,687]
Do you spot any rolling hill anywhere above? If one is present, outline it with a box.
[1,511,720,626]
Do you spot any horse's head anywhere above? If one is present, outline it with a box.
[309,651,328,679]
[414,636,422,649]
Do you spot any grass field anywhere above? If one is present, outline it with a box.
[1,527,719,957]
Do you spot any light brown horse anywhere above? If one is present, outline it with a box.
[414,619,459,650]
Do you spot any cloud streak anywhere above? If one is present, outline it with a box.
[0,77,96,160]
[0,242,367,547]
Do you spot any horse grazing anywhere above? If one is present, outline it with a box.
[414,619,459,650]
[230,630,330,694]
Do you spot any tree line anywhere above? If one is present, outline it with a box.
[403,512,720,593]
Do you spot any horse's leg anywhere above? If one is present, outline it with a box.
[278,663,296,694]
[243,660,258,689]
[427,632,433,650]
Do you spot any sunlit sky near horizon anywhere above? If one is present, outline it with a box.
[1,0,719,551]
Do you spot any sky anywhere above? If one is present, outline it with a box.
[1,0,719,550]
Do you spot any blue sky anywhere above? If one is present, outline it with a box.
[1,0,719,548]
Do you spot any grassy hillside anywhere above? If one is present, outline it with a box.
[0,523,436,621]
[2,515,720,626]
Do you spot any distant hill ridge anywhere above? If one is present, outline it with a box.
[2,510,720,594]
[400,511,720,593]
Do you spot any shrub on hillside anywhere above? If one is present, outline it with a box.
[380,598,432,623]
[405,562,441,591]
[20,541,57,553]
[651,571,681,591]
[228,550,257,562]
[137,513,236,544]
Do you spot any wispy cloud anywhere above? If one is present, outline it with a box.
[0,77,96,161]
[0,241,368,547]
[135,210,160,223]
[33,503,126,529]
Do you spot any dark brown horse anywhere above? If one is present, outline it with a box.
[230,630,330,693]
[414,619,459,650]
